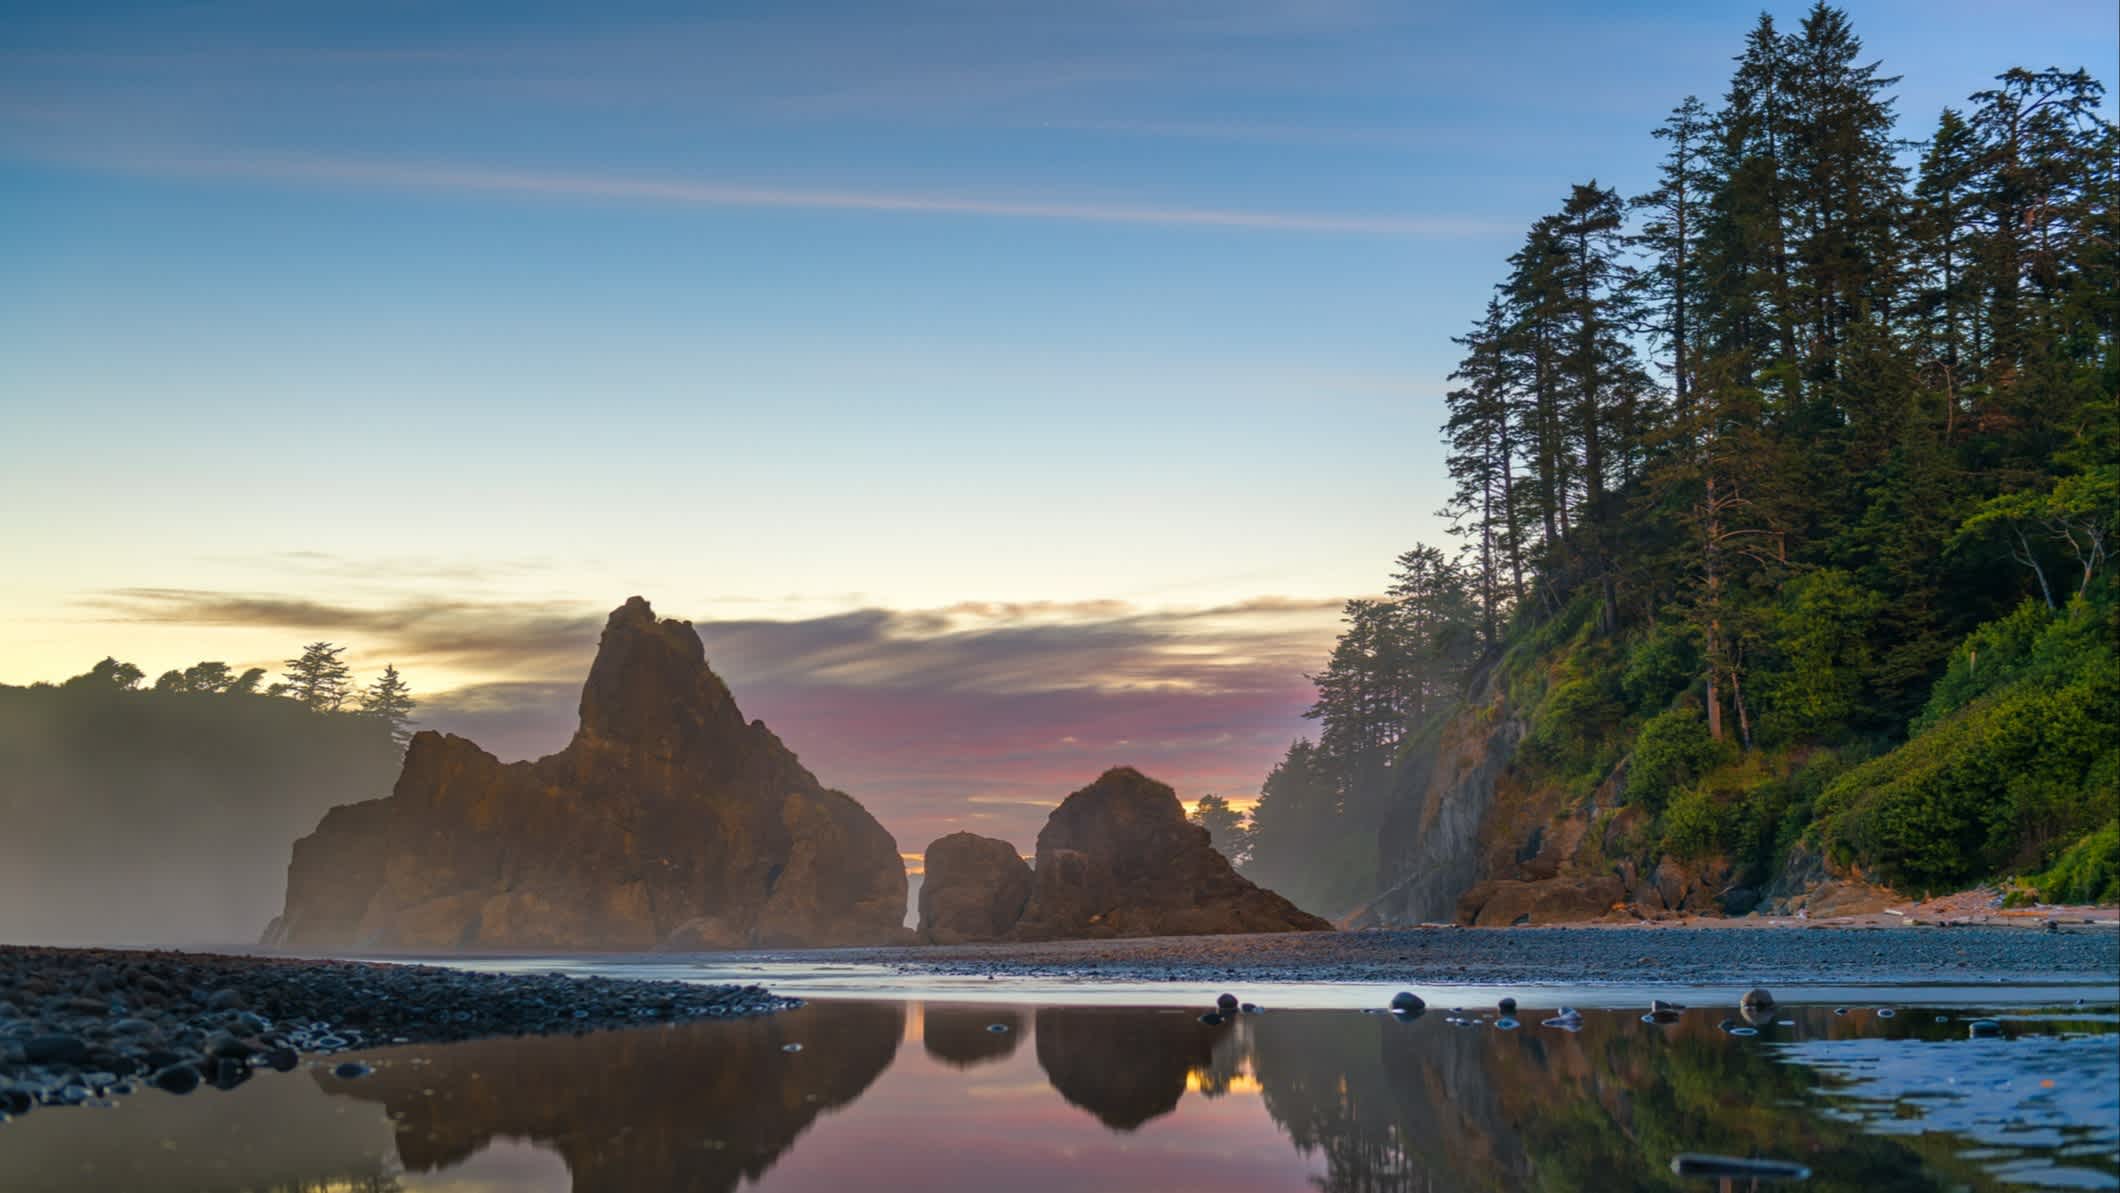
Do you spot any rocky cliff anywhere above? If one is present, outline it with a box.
[1353,665,1893,928]
[1359,672,1528,926]
[267,597,907,951]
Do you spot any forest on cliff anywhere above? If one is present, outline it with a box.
[0,648,412,943]
[1234,5,2118,917]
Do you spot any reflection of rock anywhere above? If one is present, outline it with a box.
[271,597,907,950]
[918,833,1032,943]
[1455,876,1626,925]
[922,1006,1024,1068]
[1012,768,1333,940]
[317,1000,905,1193]
[1034,1006,1229,1130]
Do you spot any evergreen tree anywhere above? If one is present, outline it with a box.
[1440,298,1524,643]
[1551,181,1653,631]
[1188,794,1251,864]
[1503,214,1576,574]
[358,663,417,747]
[1910,107,1985,415]
[1783,1,1906,392]
[1633,96,1716,414]
[282,642,353,712]
[1243,739,1339,896]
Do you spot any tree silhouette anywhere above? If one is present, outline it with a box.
[283,642,353,712]
[65,657,144,691]
[359,664,418,747]
[1188,794,1251,864]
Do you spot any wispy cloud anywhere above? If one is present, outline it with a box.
[23,146,1507,239]
[92,587,1340,848]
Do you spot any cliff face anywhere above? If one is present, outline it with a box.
[268,597,907,952]
[1361,672,1529,926]
[1357,665,1893,928]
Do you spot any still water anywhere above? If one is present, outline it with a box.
[1,998,2114,1193]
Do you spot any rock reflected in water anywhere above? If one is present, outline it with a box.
[0,1000,2112,1193]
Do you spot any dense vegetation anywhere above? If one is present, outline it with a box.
[1239,5,2116,915]
[0,647,417,944]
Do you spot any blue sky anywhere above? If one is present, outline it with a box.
[3,0,2113,850]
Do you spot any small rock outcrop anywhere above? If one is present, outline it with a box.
[1455,876,1627,926]
[918,832,1032,944]
[1009,767,1332,940]
[268,597,907,952]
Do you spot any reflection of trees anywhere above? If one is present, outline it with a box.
[1244,1009,1962,1193]
[1034,1007,1234,1130]
[315,1001,903,1193]
[923,1006,1024,1069]
[1249,1010,1519,1192]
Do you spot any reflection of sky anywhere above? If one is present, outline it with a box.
[5,1,2113,847]
[1781,1031,2120,1190]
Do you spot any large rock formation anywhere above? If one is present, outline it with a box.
[1009,767,1332,940]
[917,832,1032,944]
[268,597,907,951]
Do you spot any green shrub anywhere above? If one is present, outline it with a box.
[1526,669,1625,781]
[1916,593,2111,733]
[1755,570,1883,745]
[2034,821,2120,905]
[1628,707,1730,814]
[1660,783,1730,860]
[1620,622,1699,713]
[1816,652,2120,890]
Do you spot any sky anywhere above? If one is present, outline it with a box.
[3,0,2113,856]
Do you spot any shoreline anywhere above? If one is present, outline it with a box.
[0,945,793,1117]
[703,922,2120,988]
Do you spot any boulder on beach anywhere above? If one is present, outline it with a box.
[918,832,1033,944]
[267,597,907,952]
[1455,876,1627,926]
[1009,768,1333,940]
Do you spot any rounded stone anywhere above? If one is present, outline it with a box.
[22,1035,90,1066]
[1389,991,1425,1013]
[148,1064,201,1095]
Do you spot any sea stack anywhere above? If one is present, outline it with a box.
[918,832,1034,944]
[1011,767,1333,939]
[266,597,907,951]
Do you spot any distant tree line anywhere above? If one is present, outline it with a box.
[58,642,419,747]
[1234,5,2115,914]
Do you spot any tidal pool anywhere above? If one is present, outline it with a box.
[1,999,2113,1192]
